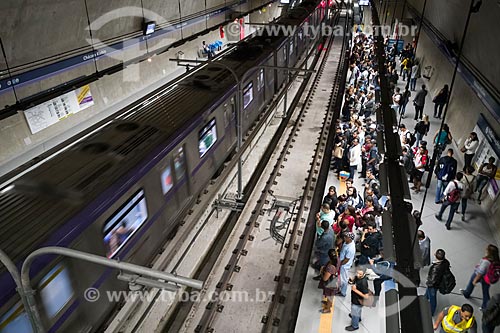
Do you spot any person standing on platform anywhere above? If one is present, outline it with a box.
[399,86,411,118]
[460,244,500,310]
[411,142,429,193]
[459,166,475,222]
[312,221,334,270]
[433,124,453,157]
[360,138,372,179]
[410,62,419,91]
[345,266,370,332]
[417,230,431,286]
[349,138,362,181]
[433,85,449,119]
[418,231,431,267]
[413,84,427,121]
[414,115,430,148]
[434,149,458,204]
[316,249,338,313]
[323,186,338,213]
[426,249,450,316]
[338,232,356,297]
[475,156,498,205]
[433,304,477,333]
[435,172,464,230]
[461,132,478,172]
[482,294,500,333]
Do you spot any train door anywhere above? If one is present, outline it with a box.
[172,145,191,213]
[275,42,288,90]
[257,68,266,110]
[265,56,275,99]
[223,96,237,147]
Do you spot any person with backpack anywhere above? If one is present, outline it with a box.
[482,293,500,333]
[434,149,458,204]
[426,249,451,316]
[460,244,500,310]
[402,147,415,177]
[433,124,453,156]
[435,172,464,230]
[414,115,430,147]
[458,166,475,222]
[398,124,413,146]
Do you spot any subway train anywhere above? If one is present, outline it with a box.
[0,1,336,332]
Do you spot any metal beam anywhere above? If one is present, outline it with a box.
[21,246,204,332]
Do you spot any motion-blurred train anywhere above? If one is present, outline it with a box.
[0,1,337,331]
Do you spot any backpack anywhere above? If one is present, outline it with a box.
[438,267,456,295]
[415,121,426,135]
[463,175,475,199]
[484,301,500,327]
[408,132,417,147]
[447,181,461,203]
[485,260,500,285]
[436,158,456,181]
[355,194,364,210]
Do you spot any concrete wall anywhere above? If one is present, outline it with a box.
[374,0,500,241]
[407,0,500,91]
[0,1,282,176]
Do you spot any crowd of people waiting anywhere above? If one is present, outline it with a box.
[309,27,500,333]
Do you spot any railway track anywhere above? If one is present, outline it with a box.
[176,14,349,333]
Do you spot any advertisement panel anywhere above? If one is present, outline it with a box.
[23,85,94,134]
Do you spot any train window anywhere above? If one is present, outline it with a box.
[0,303,33,333]
[161,165,174,194]
[198,118,218,158]
[38,264,73,319]
[103,190,148,258]
[257,70,265,91]
[289,40,294,55]
[243,82,253,109]
[173,147,186,181]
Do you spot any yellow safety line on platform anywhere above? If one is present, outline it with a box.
[318,296,335,333]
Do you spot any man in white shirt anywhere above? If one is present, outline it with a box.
[349,138,362,180]
[398,124,411,146]
[435,172,464,230]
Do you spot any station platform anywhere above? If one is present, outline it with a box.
[295,26,500,333]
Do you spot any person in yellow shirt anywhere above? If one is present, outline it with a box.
[433,304,477,333]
